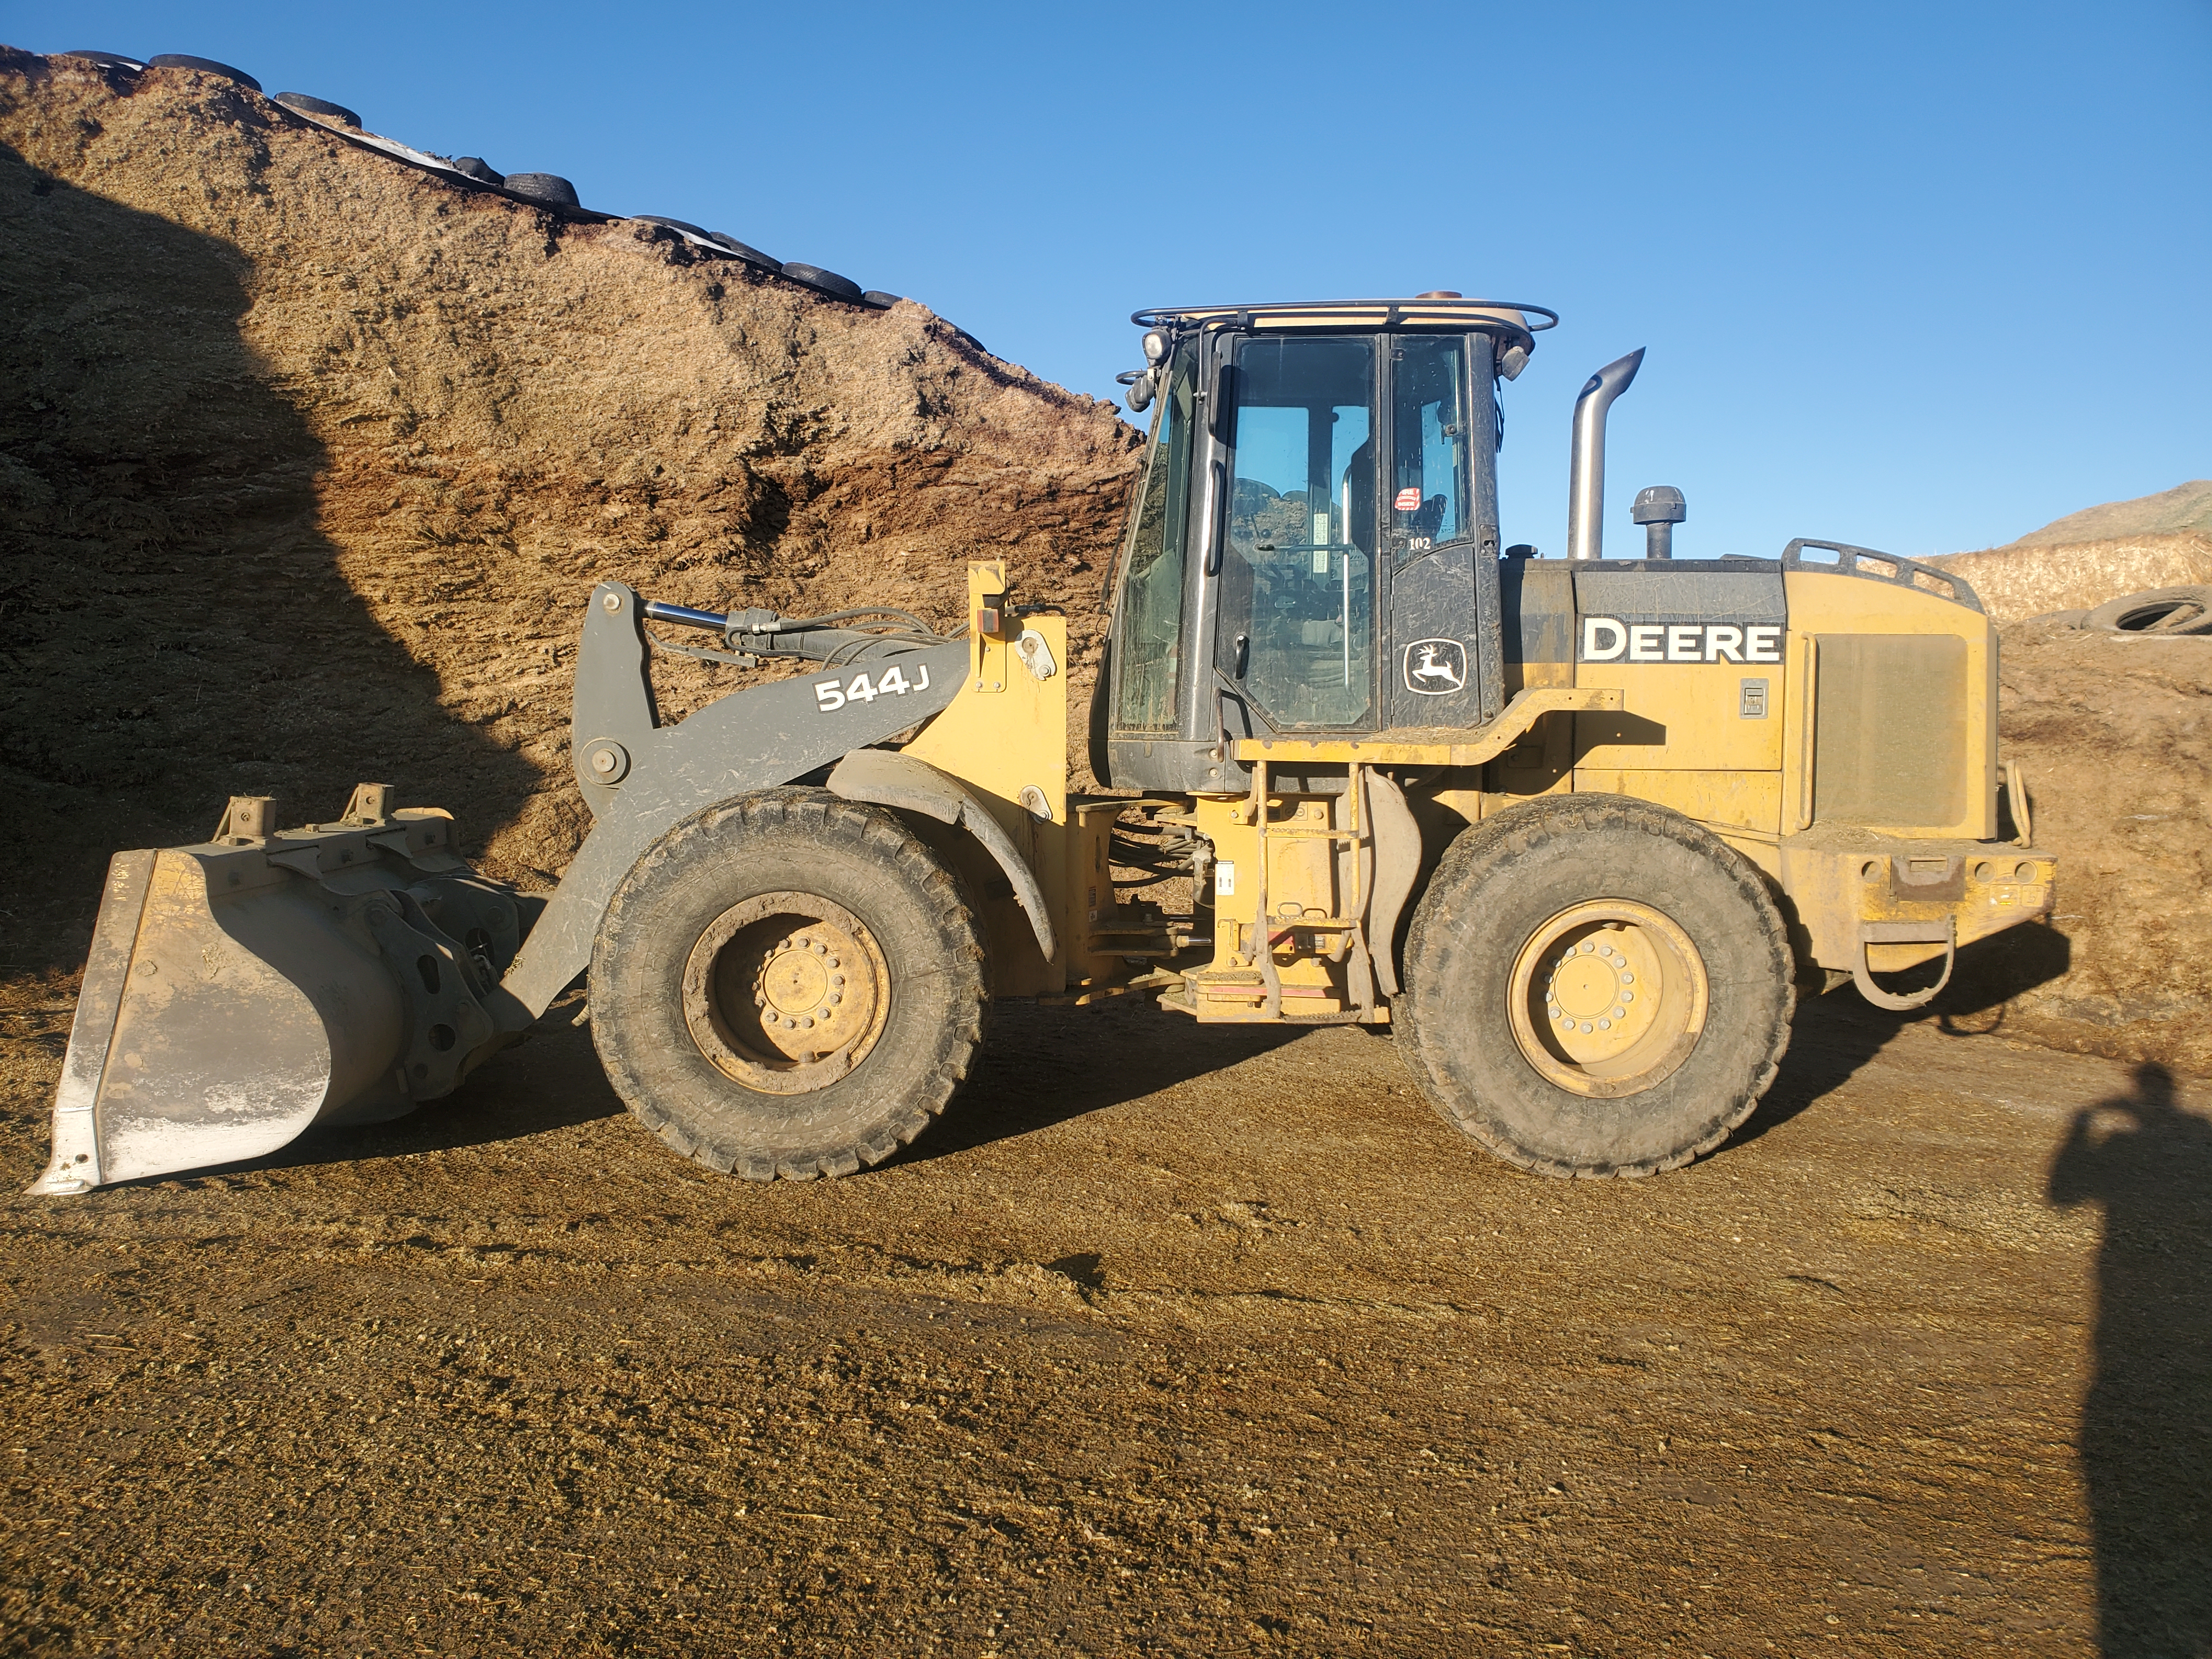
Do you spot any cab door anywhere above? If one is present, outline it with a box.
[1211,335,1381,733]
[1381,331,1500,727]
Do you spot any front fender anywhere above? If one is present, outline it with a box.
[827,749,1057,964]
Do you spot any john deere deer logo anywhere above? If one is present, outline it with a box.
[1403,639,1466,695]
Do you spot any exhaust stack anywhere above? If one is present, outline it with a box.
[1565,348,1645,561]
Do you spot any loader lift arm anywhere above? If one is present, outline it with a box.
[502,583,972,1022]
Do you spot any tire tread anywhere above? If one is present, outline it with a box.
[591,789,987,1182]
[1400,795,1793,1180]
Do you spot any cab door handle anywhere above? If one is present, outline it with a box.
[1203,461,1224,574]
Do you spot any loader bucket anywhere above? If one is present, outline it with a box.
[29,789,525,1195]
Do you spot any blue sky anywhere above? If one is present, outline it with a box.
[10,0,2209,557]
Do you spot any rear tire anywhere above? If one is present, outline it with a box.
[1397,796,1793,1178]
[273,91,362,126]
[590,789,988,1180]
[146,53,262,91]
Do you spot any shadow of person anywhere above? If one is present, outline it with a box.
[2047,1063,2212,1656]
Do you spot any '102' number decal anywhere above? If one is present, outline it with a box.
[813,663,931,712]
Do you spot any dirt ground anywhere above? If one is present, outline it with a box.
[1957,621,2212,1079]
[4,984,2207,1658]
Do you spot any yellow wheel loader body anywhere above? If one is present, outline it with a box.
[31,295,2060,1191]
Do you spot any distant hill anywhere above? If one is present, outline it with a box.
[2006,480,2212,547]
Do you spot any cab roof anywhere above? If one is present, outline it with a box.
[1131,296,1558,349]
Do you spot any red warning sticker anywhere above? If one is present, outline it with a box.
[1393,487,1422,512]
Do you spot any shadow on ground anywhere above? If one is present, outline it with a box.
[1735,922,2076,1148]
[146,995,1303,1184]
[893,998,1301,1165]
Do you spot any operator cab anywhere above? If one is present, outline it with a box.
[1098,296,1555,794]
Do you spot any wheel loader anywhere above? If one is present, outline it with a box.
[30,295,2058,1195]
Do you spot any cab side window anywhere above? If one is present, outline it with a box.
[1111,348,1196,733]
[1390,336,1469,561]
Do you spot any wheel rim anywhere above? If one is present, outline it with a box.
[1506,900,1708,1098]
[681,891,890,1096]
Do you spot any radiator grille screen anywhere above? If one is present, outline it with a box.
[1814,634,1967,827]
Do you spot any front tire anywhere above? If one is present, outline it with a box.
[1398,796,1793,1178]
[590,789,988,1180]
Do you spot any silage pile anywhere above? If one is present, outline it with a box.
[1958,619,2212,1076]
[1930,532,2212,622]
[0,49,1142,970]
[1912,533,2211,1075]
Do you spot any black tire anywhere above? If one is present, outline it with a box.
[2083,584,2212,636]
[1398,795,1794,1179]
[707,233,781,270]
[146,53,261,91]
[504,172,580,207]
[449,156,504,185]
[57,50,145,70]
[862,290,901,309]
[633,214,713,239]
[781,262,866,303]
[274,92,361,126]
[590,789,988,1181]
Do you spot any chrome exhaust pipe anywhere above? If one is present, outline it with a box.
[1565,348,1645,561]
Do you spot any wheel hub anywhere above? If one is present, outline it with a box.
[1507,900,1708,1097]
[681,893,889,1095]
